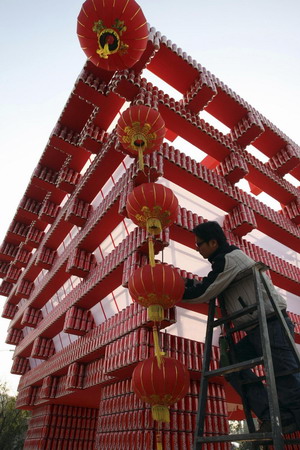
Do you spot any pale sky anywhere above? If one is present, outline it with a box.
[0,0,299,394]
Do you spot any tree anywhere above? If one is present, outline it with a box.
[0,382,30,450]
[229,419,260,449]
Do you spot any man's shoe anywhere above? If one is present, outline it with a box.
[257,421,272,433]
[257,419,299,434]
[281,419,299,434]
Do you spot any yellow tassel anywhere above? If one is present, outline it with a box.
[152,405,170,423]
[153,326,165,368]
[156,431,163,450]
[148,236,155,267]
[148,304,164,322]
[138,148,144,172]
[96,42,110,59]
[146,217,162,235]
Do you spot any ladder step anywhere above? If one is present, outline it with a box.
[204,357,264,378]
[196,434,300,445]
[213,304,258,328]
[241,366,300,385]
[284,438,300,444]
[227,317,259,334]
[196,432,273,443]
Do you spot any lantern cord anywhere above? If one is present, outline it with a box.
[148,236,156,267]
[138,148,145,172]
[156,430,163,450]
[153,325,165,368]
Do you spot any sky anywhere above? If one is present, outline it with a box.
[0,0,299,394]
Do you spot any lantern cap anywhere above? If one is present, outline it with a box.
[152,405,170,423]
[147,304,164,322]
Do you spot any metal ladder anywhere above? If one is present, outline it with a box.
[193,262,300,449]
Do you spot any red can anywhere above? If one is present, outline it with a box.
[171,431,179,450]
[178,432,187,449]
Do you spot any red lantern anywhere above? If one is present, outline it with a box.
[128,263,184,321]
[117,105,165,169]
[77,0,148,71]
[126,183,178,234]
[132,356,190,422]
[126,183,178,266]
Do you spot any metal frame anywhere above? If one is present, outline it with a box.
[193,263,300,450]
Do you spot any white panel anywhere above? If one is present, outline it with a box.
[164,307,220,346]
[113,286,132,312]
[110,221,129,248]
[90,303,106,326]
[101,293,119,319]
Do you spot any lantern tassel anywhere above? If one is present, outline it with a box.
[153,325,164,368]
[156,431,163,450]
[147,218,162,235]
[148,236,156,267]
[138,148,145,172]
[96,42,110,59]
[148,304,164,322]
[152,405,170,423]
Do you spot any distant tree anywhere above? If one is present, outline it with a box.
[229,419,259,449]
[0,382,30,450]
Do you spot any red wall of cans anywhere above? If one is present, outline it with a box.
[0,13,299,450]
[95,378,230,450]
[24,404,97,450]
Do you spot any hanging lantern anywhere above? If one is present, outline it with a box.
[132,356,190,423]
[77,0,148,71]
[128,263,184,322]
[117,105,165,170]
[126,183,178,233]
[126,183,178,266]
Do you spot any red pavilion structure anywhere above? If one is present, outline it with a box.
[0,0,299,448]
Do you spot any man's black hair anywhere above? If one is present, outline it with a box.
[192,221,227,246]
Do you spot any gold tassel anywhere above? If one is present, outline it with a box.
[146,217,162,235]
[156,431,163,450]
[153,325,164,368]
[138,148,144,172]
[148,236,155,267]
[152,405,170,423]
[148,304,164,322]
[96,42,110,59]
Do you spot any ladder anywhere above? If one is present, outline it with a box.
[193,262,300,449]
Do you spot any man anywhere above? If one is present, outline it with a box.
[182,221,300,433]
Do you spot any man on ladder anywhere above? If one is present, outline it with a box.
[182,221,300,436]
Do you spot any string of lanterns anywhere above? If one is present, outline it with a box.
[121,106,190,448]
[77,1,190,448]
